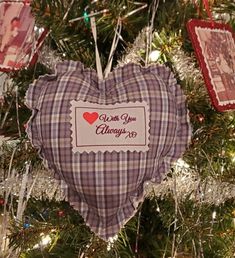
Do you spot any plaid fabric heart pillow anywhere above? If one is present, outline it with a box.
[26,61,191,240]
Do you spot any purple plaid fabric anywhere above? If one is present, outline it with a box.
[26,61,191,240]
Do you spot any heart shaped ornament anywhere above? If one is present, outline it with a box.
[26,61,191,240]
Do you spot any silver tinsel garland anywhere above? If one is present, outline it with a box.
[171,48,203,83]
[118,28,147,66]
[145,159,235,205]
[37,45,62,71]
[1,137,235,205]
[0,136,63,201]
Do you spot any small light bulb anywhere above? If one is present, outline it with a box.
[41,235,51,246]
[149,50,161,62]
[212,211,217,219]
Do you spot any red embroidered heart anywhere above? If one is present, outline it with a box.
[83,112,98,125]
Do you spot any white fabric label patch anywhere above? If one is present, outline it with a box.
[70,100,150,153]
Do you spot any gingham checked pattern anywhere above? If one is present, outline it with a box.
[26,61,191,240]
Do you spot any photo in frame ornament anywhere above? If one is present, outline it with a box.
[187,19,235,111]
[25,60,192,240]
[0,0,47,72]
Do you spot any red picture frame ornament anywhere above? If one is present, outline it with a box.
[187,19,235,111]
[0,0,47,72]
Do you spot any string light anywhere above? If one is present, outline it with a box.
[212,211,217,220]
[107,234,118,251]
[231,155,235,163]
[34,26,45,34]
[175,158,190,169]
[149,50,161,62]
[33,233,52,249]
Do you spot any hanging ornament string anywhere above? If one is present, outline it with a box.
[69,2,148,79]
[104,18,122,78]
[90,12,104,81]
[104,2,147,76]
[69,8,109,82]
[192,0,214,24]
[145,0,160,66]
[192,0,202,18]
[202,0,213,24]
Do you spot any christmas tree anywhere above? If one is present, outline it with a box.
[0,0,235,257]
